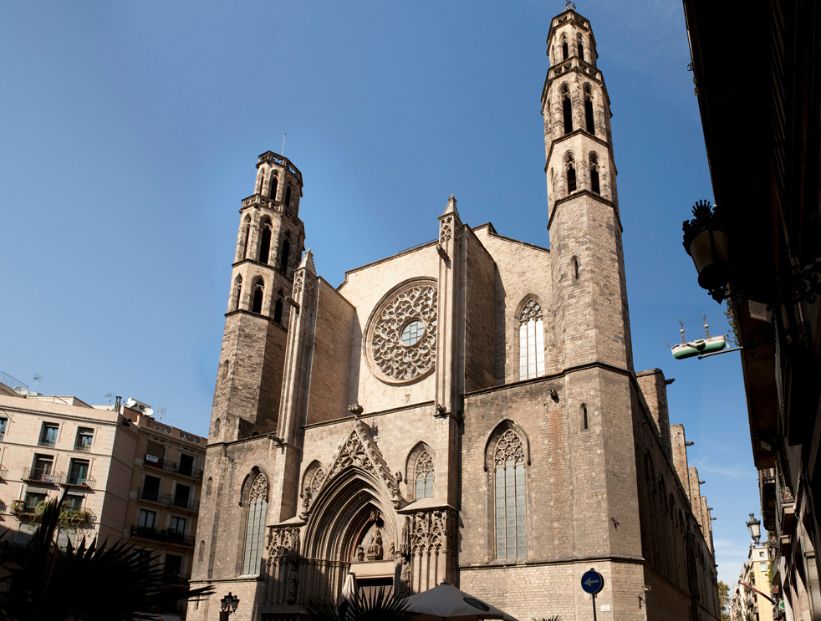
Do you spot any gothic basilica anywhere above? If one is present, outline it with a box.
[189,6,720,620]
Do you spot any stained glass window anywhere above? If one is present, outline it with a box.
[493,429,526,560]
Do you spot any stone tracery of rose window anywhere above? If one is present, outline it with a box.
[367,280,438,384]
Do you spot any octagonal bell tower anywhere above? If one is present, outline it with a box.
[210,151,306,442]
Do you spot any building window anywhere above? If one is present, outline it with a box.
[74,427,94,451]
[164,553,183,577]
[39,423,58,447]
[278,238,291,273]
[178,453,195,477]
[24,491,47,511]
[173,484,191,509]
[493,429,526,560]
[584,87,595,134]
[565,153,577,193]
[589,153,600,194]
[284,185,292,207]
[65,494,83,511]
[169,516,187,535]
[581,404,589,431]
[68,459,90,485]
[142,475,161,502]
[572,256,580,281]
[138,508,157,529]
[518,298,545,380]
[206,476,213,497]
[251,278,264,314]
[242,472,268,575]
[269,174,278,200]
[561,35,569,60]
[31,454,54,482]
[561,84,572,134]
[232,275,243,311]
[414,450,434,499]
[577,34,585,61]
[240,217,251,261]
[274,290,284,325]
[0,416,7,440]
[258,219,272,264]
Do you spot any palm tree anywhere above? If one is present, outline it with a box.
[0,496,212,620]
[306,588,413,621]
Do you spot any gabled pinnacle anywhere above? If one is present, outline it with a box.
[442,194,460,217]
[299,249,316,273]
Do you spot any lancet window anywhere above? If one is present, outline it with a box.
[518,298,545,380]
[561,84,573,134]
[242,472,268,575]
[414,450,434,499]
[565,153,577,194]
[279,237,291,273]
[258,218,272,264]
[577,34,585,61]
[269,173,278,200]
[589,153,601,195]
[232,275,243,311]
[274,289,284,324]
[240,217,251,261]
[584,84,595,134]
[493,429,526,560]
[251,278,264,314]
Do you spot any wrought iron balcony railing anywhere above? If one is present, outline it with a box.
[142,456,203,480]
[137,488,199,511]
[22,467,62,485]
[130,525,195,547]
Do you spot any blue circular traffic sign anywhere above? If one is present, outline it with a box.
[581,569,604,595]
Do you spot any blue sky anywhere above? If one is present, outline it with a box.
[0,0,758,583]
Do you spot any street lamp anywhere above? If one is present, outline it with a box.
[746,513,761,544]
[682,200,731,302]
[220,592,240,616]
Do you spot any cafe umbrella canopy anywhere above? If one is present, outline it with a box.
[404,582,519,621]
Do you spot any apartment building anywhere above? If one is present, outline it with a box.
[0,378,205,586]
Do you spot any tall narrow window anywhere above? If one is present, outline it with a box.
[240,218,251,261]
[414,450,434,499]
[258,170,266,195]
[561,84,572,134]
[494,429,526,560]
[284,185,292,208]
[518,298,545,380]
[242,473,268,575]
[251,279,264,314]
[565,154,577,193]
[561,36,568,60]
[259,227,272,265]
[584,85,595,134]
[232,276,243,311]
[269,174,278,200]
[589,153,601,194]
[274,290,284,324]
[572,256,580,281]
[577,34,585,61]
[581,404,589,431]
[278,238,290,273]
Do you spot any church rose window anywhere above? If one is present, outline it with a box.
[366,279,438,384]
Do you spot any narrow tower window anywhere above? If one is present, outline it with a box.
[242,473,268,575]
[274,289,284,324]
[565,153,577,193]
[258,170,265,195]
[493,429,526,560]
[577,34,585,61]
[581,404,589,431]
[584,84,595,134]
[258,220,272,264]
[518,298,545,380]
[589,153,601,195]
[561,84,573,134]
[561,35,568,61]
[240,218,251,261]
[278,238,291,273]
[269,173,278,200]
[572,256,580,281]
[284,185,292,208]
[232,276,243,311]
[251,278,264,314]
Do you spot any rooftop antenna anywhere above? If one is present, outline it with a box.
[32,374,42,393]
[703,314,711,338]
[281,132,287,156]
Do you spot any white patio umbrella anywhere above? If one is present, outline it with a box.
[404,582,519,621]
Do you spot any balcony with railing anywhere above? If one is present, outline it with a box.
[137,488,199,512]
[59,473,95,489]
[0,465,7,480]
[130,525,194,547]
[142,456,203,480]
[22,467,62,485]
[11,500,95,527]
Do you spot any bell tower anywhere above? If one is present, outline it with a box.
[542,5,632,373]
[210,151,306,442]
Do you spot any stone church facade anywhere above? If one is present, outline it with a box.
[189,7,720,621]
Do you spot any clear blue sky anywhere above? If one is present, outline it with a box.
[0,0,758,583]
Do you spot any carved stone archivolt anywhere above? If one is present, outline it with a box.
[366,279,438,384]
[267,525,301,563]
[304,421,401,515]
